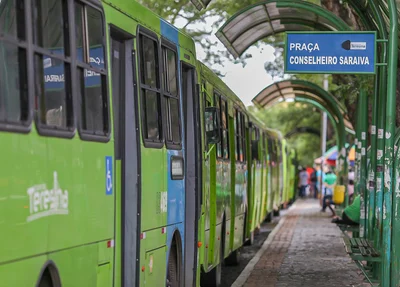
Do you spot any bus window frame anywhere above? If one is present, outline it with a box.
[76,2,111,142]
[32,0,75,139]
[234,107,247,163]
[220,96,229,160]
[241,113,247,162]
[161,37,182,151]
[0,0,31,133]
[213,91,229,161]
[137,26,164,149]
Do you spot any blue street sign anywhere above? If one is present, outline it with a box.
[285,32,376,74]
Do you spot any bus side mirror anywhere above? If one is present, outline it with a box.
[251,140,259,161]
[205,107,221,145]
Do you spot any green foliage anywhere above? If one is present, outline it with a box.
[137,0,359,166]
[138,0,263,70]
[249,103,322,167]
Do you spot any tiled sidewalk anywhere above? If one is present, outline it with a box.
[241,199,368,287]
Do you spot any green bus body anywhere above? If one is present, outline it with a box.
[0,0,297,286]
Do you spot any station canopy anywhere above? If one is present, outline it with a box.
[190,0,212,11]
[252,80,354,132]
[215,0,349,58]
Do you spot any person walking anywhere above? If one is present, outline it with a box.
[321,166,337,216]
[348,167,355,203]
[310,167,318,198]
[316,164,325,200]
[298,167,309,198]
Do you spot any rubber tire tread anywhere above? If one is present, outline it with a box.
[167,243,179,287]
[200,233,223,287]
[224,248,240,266]
[38,269,53,287]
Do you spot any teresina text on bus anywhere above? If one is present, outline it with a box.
[26,171,69,222]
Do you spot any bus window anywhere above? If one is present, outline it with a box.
[203,86,210,147]
[0,0,27,124]
[235,109,246,162]
[234,109,238,161]
[162,45,181,149]
[241,113,247,162]
[33,0,71,128]
[221,98,229,159]
[214,93,222,158]
[139,33,162,144]
[77,4,109,135]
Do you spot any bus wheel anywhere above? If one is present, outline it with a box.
[264,212,272,223]
[225,248,240,266]
[166,242,179,287]
[244,230,254,246]
[39,269,53,287]
[273,209,280,217]
[200,242,222,287]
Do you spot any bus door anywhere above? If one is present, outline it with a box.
[111,30,140,287]
[181,63,201,287]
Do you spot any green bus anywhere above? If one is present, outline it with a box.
[0,0,297,286]
[196,63,295,285]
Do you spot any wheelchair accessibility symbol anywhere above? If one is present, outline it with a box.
[106,156,113,195]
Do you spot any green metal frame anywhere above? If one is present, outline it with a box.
[252,80,350,204]
[213,0,400,284]
[215,0,351,59]
[382,1,398,285]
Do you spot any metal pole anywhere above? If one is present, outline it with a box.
[362,0,389,280]
[359,88,368,238]
[382,0,398,285]
[321,75,328,192]
[355,99,361,198]
[366,0,385,248]
[392,134,400,286]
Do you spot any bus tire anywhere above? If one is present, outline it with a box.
[224,248,240,266]
[200,244,222,287]
[273,209,280,217]
[38,269,53,287]
[166,241,180,287]
[244,230,254,246]
[264,212,272,223]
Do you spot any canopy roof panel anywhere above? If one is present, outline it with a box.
[215,0,349,58]
[190,0,212,11]
[252,80,354,132]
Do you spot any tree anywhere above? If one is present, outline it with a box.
[248,103,327,167]
[138,0,263,74]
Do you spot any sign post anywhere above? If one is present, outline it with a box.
[284,31,376,74]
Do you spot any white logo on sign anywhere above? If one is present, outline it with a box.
[27,172,69,222]
[350,42,367,50]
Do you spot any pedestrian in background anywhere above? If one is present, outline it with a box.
[298,167,309,198]
[348,167,355,204]
[321,166,337,216]
[310,166,318,198]
[315,164,325,200]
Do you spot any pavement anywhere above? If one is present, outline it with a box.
[233,198,370,287]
